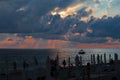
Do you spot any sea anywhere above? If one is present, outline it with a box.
[0,48,120,73]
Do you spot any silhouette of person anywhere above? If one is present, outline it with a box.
[62,59,66,68]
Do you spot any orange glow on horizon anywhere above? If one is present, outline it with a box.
[0,37,120,48]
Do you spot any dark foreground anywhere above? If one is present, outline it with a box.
[0,49,120,80]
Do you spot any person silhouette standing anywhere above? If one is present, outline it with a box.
[62,59,66,68]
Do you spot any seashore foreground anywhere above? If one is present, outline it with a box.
[0,53,120,80]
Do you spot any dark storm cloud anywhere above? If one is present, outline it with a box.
[38,6,93,35]
[0,0,120,44]
[0,0,74,33]
[87,15,120,39]
[37,13,120,43]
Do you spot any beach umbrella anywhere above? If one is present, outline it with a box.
[91,54,93,64]
[100,54,103,64]
[93,54,96,65]
[104,53,106,64]
[109,54,112,63]
[114,53,118,61]
[97,54,100,64]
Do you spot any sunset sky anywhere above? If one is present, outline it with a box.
[0,0,120,48]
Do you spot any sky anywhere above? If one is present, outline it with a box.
[0,0,120,48]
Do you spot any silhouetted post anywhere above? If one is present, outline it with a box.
[56,54,59,67]
[23,61,25,69]
[23,60,29,70]
[75,55,80,67]
[13,62,17,70]
[80,56,82,66]
[97,54,100,64]
[46,56,51,80]
[68,57,71,77]
[75,55,81,79]
[104,53,106,64]
[114,53,118,72]
[81,68,85,80]
[100,55,103,64]
[55,55,59,72]
[114,53,118,61]
[55,54,59,79]
[86,63,91,80]
[91,54,93,64]
[5,59,8,80]
[93,54,96,65]
[79,56,83,79]
[109,54,112,63]
[34,56,38,66]
[92,54,96,72]
[68,57,71,68]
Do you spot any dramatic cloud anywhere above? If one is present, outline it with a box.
[88,15,120,39]
[0,0,120,48]
[50,3,84,19]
